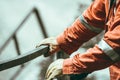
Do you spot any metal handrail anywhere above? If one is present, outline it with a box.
[0,7,48,54]
[0,7,48,80]
[0,7,69,80]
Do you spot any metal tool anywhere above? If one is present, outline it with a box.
[0,45,49,71]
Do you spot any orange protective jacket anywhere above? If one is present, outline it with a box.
[57,0,120,80]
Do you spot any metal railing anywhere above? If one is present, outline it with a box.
[0,7,70,80]
[0,7,48,80]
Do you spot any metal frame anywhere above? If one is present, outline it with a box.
[0,7,69,80]
[0,7,48,80]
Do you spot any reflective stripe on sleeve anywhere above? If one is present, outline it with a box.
[98,40,120,62]
[79,15,103,33]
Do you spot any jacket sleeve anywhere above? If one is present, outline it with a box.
[57,0,106,55]
[63,37,120,74]
[62,0,120,74]
[63,45,114,74]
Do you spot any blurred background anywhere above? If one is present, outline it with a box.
[0,0,110,80]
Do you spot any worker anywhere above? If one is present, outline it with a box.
[36,0,120,80]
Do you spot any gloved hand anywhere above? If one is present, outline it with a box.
[45,59,64,80]
[36,37,60,57]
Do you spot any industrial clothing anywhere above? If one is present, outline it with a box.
[57,0,120,80]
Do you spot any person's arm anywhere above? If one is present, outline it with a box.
[62,0,120,74]
[45,0,120,79]
[63,45,113,74]
[57,0,106,55]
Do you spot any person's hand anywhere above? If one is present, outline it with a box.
[45,59,64,80]
[36,37,60,57]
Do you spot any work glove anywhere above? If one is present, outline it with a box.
[36,37,60,57]
[45,59,64,80]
